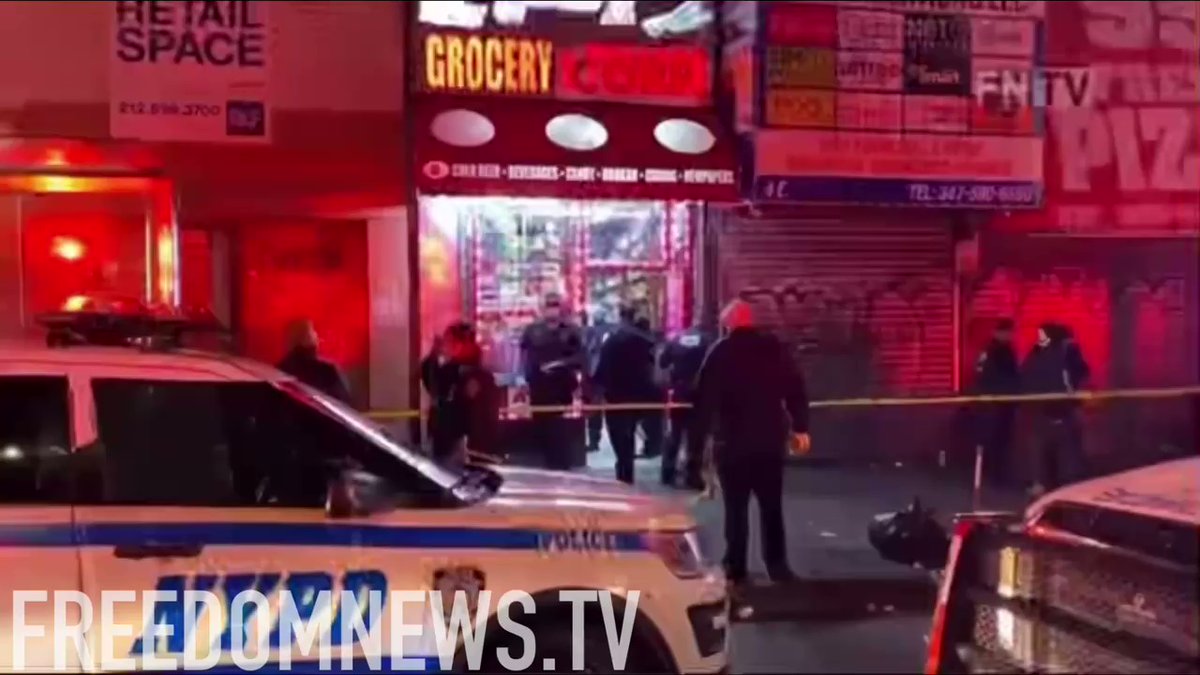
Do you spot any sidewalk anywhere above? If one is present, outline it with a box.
[584,451,1029,620]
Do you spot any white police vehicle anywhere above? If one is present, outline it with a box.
[926,456,1199,674]
[0,297,729,673]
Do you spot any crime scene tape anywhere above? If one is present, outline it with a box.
[366,385,1200,421]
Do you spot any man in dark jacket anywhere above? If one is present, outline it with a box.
[580,311,613,453]
[421,322,499,467]
[658,320,716,489]
[520,293,585,470]
[277,319,352,404]
[595,305,662,484]
[971,318,1020,487]
[690,300,810,584]
[1021,322,1090,494]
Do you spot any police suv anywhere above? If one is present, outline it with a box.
[0,298,729,673]
[926,456,1199,674]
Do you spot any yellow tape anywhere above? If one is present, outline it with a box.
[366,385,1200,421]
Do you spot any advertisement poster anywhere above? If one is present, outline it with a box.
[902,12,972,96]
[765,47,837,88]
[765,89,836,127]
[751,129,1043,207]
[109,0,271,143]
[996,0,1199,235]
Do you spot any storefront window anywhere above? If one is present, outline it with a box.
[419,196,697,380]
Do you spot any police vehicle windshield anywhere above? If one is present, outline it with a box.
[279,380,463,492]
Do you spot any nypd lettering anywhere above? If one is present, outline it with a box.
[130,570,388,655]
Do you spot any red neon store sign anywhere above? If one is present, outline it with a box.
[557,44,711,106]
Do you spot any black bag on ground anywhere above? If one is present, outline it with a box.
[868,497,951,570]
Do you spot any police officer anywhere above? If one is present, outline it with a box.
[422,322,499,467]
[658,319,715,489]
[277,319,352,404]
[581,311,614,453]
[520,293,585,470]
[971,318,1020,487]
[1021,322,1090,495]
[690,300,810,585]
[595,305,662,484]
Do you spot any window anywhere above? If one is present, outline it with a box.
[87,380,446,509]
[0,376,72,504]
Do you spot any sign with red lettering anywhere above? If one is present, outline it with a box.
[998,0,1200,236]
[556,44,711,106]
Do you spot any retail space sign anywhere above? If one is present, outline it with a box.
[109,0,271,143]
[750,129,1043,207]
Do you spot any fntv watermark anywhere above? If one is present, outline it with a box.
[974,66,1095,114]
[11,589,641,672]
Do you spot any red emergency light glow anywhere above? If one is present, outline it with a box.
[51,237,86,262]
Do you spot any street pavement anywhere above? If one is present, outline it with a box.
[584,451,1030,673]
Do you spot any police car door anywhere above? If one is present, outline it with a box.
[0,371,84,672]
[73,374,388,672]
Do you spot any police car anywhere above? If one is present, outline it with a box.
[0,297,729,673]
[926,456,1199,674]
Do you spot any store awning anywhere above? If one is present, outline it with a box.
[413,96,738,201]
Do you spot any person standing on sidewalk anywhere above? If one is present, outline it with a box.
[595,305,662,484]
[1021,322,1090,495]
[690,299,811,584]
[520,293,584,470]
[658,319,715,489]
[580,311,613,453]
[277,319,352,405]
[971,318,1020,487]
[421,323,500,467]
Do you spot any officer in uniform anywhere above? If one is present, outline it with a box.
[658,320,715,489]
[422,322,499,467]
[595,305,662,484]
[971,318,1020,487]
[520,293,585,470]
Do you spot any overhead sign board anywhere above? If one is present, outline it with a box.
[416,0,716,44]
[421,32,555,96]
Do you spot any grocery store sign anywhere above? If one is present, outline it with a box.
[422,32,554,95]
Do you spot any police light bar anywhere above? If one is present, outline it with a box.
[37,294,226,348]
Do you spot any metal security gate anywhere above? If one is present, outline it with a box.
[713,207,957,400]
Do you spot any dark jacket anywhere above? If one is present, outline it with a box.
[582,322,615,381]
[277,348,351,404]
[1022,331,1090,417]
[658,328,715,400]
[422,354,499,457]
[689,327,809,458]
[520,320,584,401]
[595,322,660,403]
[973,339,1020,396]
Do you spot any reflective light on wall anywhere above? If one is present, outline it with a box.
[431,108,496,147]
[51,236,86,262]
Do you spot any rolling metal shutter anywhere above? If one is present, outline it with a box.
[714,207,957,399]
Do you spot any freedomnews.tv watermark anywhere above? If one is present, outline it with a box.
[11,589,643,672]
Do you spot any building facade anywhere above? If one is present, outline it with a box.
[0,0,409,410]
